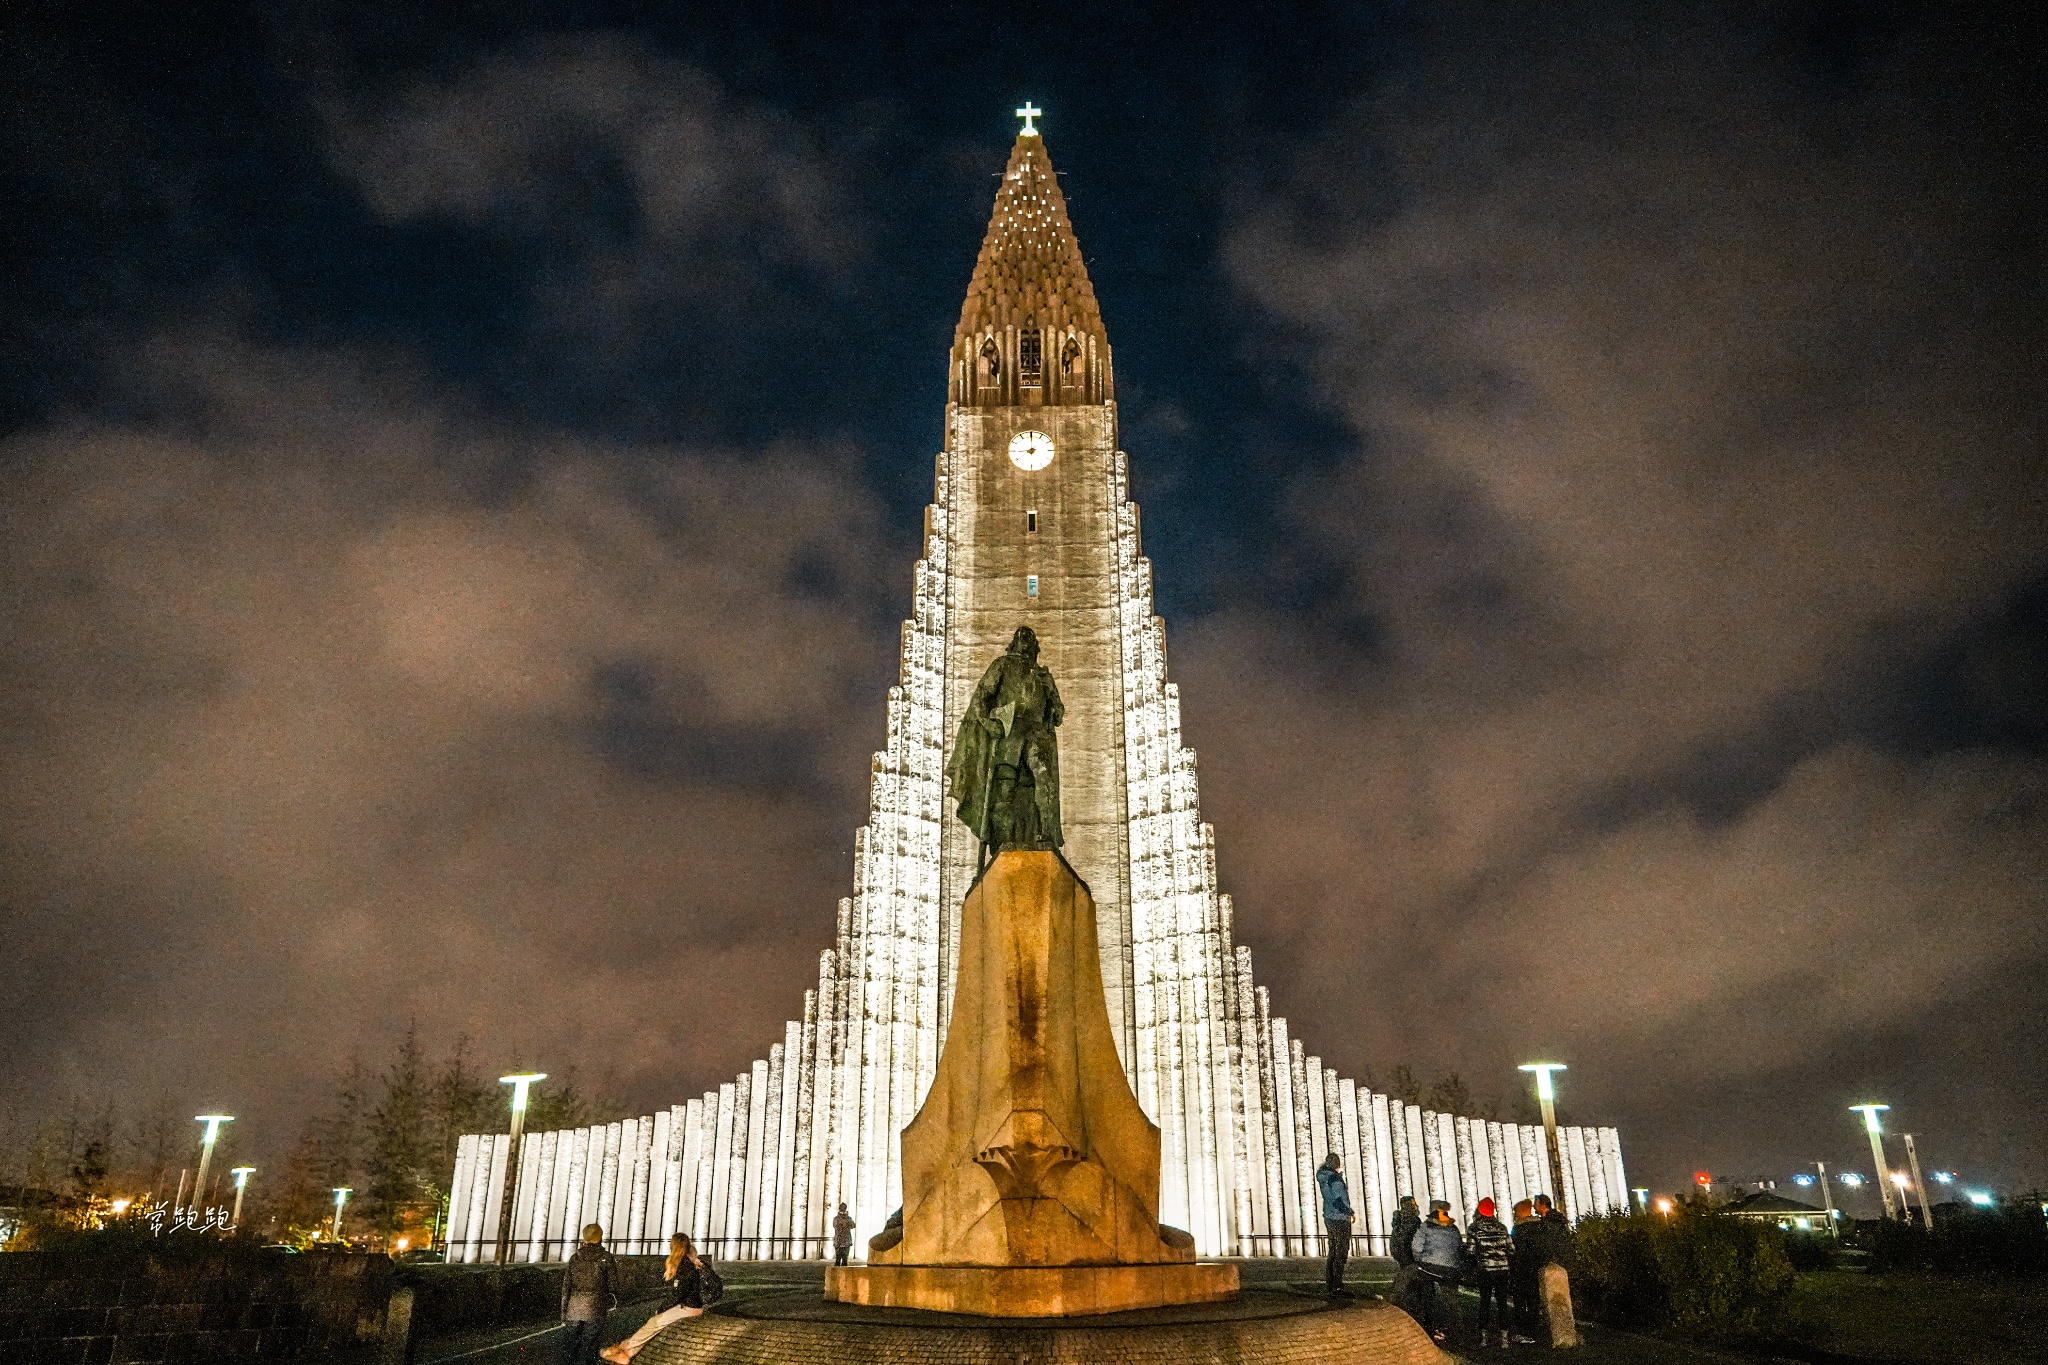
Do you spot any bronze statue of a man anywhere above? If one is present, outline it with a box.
[947,626,1064,861]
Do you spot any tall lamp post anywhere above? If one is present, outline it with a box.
[1815,1161,1840,1238]
[496,1073,546,1265]
[1902,1134,1934,1229]
[1850,1104,1899,1220]
[331,1187,352,1242]
[1519,1063,1570,1215]
[192,1115,233,1217]
[229,1167,256,1229]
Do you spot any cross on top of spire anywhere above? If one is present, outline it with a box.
[1015,102,1042,136]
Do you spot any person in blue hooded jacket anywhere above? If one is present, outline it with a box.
[1409,1200,1466,1342]
[1314,1153,1356,1296]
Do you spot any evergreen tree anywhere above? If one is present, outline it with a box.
[363,1024,431,1235]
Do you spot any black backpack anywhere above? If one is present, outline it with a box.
[696,1257,724,1306]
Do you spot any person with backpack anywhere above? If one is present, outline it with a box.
[1465,1197,1514,1347]
[558,1224,616,1365]
[602,1233,710,1363]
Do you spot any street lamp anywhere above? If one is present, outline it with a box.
[1849,1105,1899,1220]
[496,1073,546,1265]
[1901,1134,1934,1229]
[229,1167,256,1229]
[1631,1188,1649,1213]
[1814,1161,1840,1238]
[1519,1063,1571,1216]
[331,1187,352,1242]
[192,1115,233,1217]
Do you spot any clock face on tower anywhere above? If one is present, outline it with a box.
[1008,430,1055,471]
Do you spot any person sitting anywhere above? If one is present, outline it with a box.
[600,1234,705,1364]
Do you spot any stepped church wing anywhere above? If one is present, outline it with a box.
[445,121,1629,1264]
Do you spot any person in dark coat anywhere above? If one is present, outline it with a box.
[1514,1194,1575,1339]
[1464,1197,1514,1347]
[1509,1198,1542,1341]
[602,1234,704,1363]
[1390,1195,1422,1267]
[557,1224,616,1365]
[1314,1153,1356,1296]
[832,1203,856,1266]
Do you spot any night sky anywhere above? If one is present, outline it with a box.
[4,1,2043,1211]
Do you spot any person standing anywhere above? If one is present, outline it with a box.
[1388,1194,1423,1313]
[601,1234,704,1364]
[558,1224,616,1365]
[832,1203,855,1266]
[1315,1153,1356,1296]
[1409,1200,1466,1344]
[1465,1197,1514,1347]
[1524,1193,1579,1346]
[1509,1198,1542,1343]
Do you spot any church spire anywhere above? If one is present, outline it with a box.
[951,128,1111,407]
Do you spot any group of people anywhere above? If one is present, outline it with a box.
[553,1222,717,1365]
[1317,1152,1575,1348]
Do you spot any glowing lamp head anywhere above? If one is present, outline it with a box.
[231,1167,255,1190]
[109,1199,132,1215]
[1891,1172,1912,1189]
[1792,1174,1815,1186]
[1968,1191,1994,1207]
[499,1073,548,1113]
[1849,1103,1890,1135]
[332,1187,352,1206]
[1518,1062,1567,1101]
[1838,1172,1864,1186]
[1933,1172,1955,1184]
[194,1114,234,1142]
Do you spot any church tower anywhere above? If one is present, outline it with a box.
[440,115,1630,1270]
[936,126,1136,1064]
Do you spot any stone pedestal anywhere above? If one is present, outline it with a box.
[825,1263,1237,1318]
[827,849,1237,1315]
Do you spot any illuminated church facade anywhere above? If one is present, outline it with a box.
[447,117,1628,1262]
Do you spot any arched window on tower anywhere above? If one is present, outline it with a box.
[1019,328,1043,386]
[1060,333,1083,391]
[979,336,1002,386]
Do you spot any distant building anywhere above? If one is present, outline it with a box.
[1722,1189,1832,1232]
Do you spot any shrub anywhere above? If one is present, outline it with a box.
[1573,1209,1797,1338]
[1864,1202,2048,1276]
[1782,1231,1833,1271]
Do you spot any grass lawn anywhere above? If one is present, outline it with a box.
[1763,1270,2048,1365]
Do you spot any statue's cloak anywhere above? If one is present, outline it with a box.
[947,652,1063,850]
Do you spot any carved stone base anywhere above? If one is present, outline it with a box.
[824,1261,1241,1317]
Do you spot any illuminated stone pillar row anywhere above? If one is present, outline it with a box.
[521,1130,552,1260]
[1453,1117,1479,1226]
[446,1135,477,1262]
[1369,1092,1396,1243]
[1603,1128,1628,1215]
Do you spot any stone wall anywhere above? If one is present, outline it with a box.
[0,1249,667,1363]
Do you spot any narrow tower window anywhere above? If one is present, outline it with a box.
[1019,328,1043,385]
[1027,575,1039,597]
[980,336,1002,384]
[1026,509,1038,533]
[1061,334,1082,376]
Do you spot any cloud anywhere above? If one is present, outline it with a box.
[1198,3,2047,1179]
[0,338,895,1142]
[325,35,850,263]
